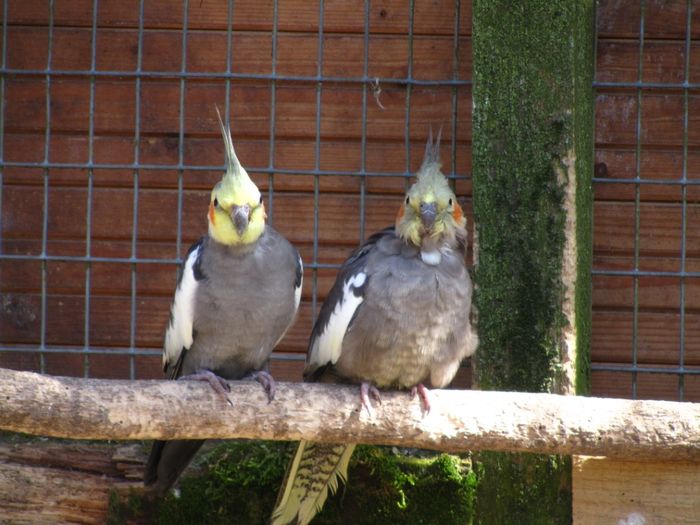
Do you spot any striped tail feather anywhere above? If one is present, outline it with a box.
[271,441,356,525]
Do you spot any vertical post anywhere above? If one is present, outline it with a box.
[472,1,594,522]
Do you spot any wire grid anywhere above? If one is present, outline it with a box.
[593,0,698,401]
[0,1,470,380]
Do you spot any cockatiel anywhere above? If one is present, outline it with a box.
[143,109,303,496]
[270,130,477,525]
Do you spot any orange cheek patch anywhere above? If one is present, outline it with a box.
[208,201,216,224]
[452,204,464,222]
[395,204,405,223]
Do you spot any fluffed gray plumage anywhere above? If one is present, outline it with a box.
[270,130,477,524]
[144,110,303,496]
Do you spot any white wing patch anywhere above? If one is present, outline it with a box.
[294,254,303,312]
[420,249,442,265]
[163,245,202,370]
[309,272,366,368]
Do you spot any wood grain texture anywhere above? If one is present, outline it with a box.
[597,40,700,84]
[4,0,472,36]
[592,311,700,366]
[0,0,694,404]
[5,79,471,140]
[1,368,700,459]
[593,0,698,401]
[591,368,700,402]
[0,442,146,525]
[596,0,700,40]
[0,0,473,384]
[573,456,700,525]
[5,26,472,81]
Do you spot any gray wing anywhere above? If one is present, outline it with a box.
[145,238,207,495]
[304,228,394,380]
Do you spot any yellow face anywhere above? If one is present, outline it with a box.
[207,176,266,246]
[395,168,465,247]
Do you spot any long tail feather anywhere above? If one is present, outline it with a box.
[271,441,356,525]
[144,439,205,497]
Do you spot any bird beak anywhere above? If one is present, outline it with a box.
[231,204,251,233]
[419,202,437,230]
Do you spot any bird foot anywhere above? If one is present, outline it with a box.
[360,382,382,417]
[178,369,232,406]
[245,370,277,402]
[410,383,432,414]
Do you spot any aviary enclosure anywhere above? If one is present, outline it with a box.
[0,1,698,524]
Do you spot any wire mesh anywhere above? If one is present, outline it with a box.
[1,0,693,402]
[592,0,698,401]
[0,1,472,381]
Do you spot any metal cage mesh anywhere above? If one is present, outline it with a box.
[1,0,695,402]
[592,0,698,400]
[0,0,471,381]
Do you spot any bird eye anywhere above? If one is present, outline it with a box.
[214,197,219,207]
[405,196,410,205]
[259,195,263,205]
[448,198,453,206]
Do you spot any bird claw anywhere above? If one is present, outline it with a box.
[360,382,382,417]
[410,383,432,414]
[246,370,277,403]
[179,369,233,406]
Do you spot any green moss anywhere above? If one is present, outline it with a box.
[472,0,594,522]
[572,0,595,396]
[154,440,292,525]
[142,441,475,525]
[107,489,148,525]
[472,0,592,392]
[475,452,571,525]
[311,446,476,525]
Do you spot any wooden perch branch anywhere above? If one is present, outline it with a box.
[1,368,699,460]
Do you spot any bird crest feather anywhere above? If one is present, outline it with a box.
[214,105,254,194]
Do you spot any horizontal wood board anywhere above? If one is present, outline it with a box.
[0,0,473,386]
[592,0,700,400]
[573,456,700,524]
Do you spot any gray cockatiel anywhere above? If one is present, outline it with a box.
[143,109,303,496]
[270,130,477,525]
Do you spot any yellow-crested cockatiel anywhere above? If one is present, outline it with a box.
[143,109,302,496]
[271,130,477,525]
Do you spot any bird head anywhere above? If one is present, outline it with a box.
[208,107,266,246]
[395,129,467,252]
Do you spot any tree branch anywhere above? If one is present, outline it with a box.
[1,368,699,460]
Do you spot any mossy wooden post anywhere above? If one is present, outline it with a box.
[472,1,594,523]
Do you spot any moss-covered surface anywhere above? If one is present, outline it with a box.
[153,440,290,525]
[313,446,477,525]
[572,0,595,397]
[108,488,146,525]
[109,441,477,525]
[474,452,572,525]
[472,0,594,523]
[472,0,593,393]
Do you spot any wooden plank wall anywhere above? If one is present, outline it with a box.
[1,0,697,402]
[0,1,472,381]
[594,0,700,401]
[573,456,700,524]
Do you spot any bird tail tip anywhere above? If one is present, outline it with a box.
[271,441,355,525]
